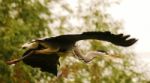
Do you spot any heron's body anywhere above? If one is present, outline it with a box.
[23,50,59,75]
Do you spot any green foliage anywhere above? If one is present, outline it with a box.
[0,0,149,83]
[0,0,51,82]
[0,0,50,59]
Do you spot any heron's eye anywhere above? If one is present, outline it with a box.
[22,47,26,49]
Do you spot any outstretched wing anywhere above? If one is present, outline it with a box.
[46,31,137,47]
[80,31,137,47]
[23,50,60,75]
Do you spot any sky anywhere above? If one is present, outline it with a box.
[107,0,150,75]
[108,0,150,53]
[67,0,150,53]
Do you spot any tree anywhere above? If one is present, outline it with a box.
[0,0,149,83]
[0,0,50,82]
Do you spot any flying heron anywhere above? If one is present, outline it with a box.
[6,31,137,76]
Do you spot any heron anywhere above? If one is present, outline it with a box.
[6,31,137,76]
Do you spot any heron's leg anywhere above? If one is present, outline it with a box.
[72,46,83,60]
[72,48,91,63]
[72,46,107,63]
[72,46,90,63]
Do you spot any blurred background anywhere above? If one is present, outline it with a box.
[0,0,149,83]
[108,0,150,78]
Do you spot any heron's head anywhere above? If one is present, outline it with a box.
[22,40,39,49]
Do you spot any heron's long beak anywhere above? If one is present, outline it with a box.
[6,51,34,65]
